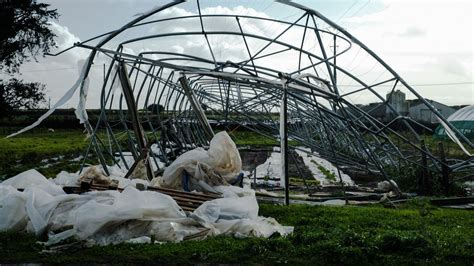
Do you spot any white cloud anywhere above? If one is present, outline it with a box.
[50,22,80,50]
[48,22,90,63]
[340,0,473,105]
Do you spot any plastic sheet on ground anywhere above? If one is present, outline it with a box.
[160,131,242,191]
[254,147,354,186]
[0,133,292,246]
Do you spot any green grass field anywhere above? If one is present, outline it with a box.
[0,129,89,179]
[0,203,472,264]
[0,129,287,179]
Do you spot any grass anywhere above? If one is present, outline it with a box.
[311,159,337,182]
[0,128,89,179]
[421,134,471,160]
[0,129,294,180]
[229,130,280,146]
[229,130,299,146]
[290,176,321,186]
[385,131,470,160]
[0,203,472,264]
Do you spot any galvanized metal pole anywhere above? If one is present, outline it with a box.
[117,61,153,181]
[280,73,290,206]
[438,142,451,196]
[179,73,215,140]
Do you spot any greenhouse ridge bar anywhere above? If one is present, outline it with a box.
[37,0,474,194]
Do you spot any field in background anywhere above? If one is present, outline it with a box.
[2,127,469,191]
[0,128,303,179]
[0,129,88,178]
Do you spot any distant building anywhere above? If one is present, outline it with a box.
[408,100,456,124]
[386,90,408,116]
[351,102,386,121]
[346,90,457,124]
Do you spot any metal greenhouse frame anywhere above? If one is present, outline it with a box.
[42,0,473,195]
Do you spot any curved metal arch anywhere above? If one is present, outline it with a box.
[26,0,471,192]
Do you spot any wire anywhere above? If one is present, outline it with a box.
[20,66,77,73]
[350,0,371,18]
[338,81,474,87]
[336,0,359,23]
[405,82,474,86]
[260,1,273,13]
[20,64,103,73]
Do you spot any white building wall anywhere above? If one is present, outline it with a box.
[386,90,408,116]
[408,102,456,123]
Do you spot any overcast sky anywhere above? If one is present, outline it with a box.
[5,0,473,108]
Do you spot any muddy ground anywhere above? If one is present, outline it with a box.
[240,147,317,180]
[239,146,378,184]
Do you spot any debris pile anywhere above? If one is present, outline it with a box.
[0,132,293,246]
[159,131,242,193]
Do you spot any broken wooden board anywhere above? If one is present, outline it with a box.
[62,183,221,212]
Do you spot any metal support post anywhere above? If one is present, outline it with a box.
[280,73,290,206]
[438,142,450,196]
[118,61,153,181]
[179,73,215,140]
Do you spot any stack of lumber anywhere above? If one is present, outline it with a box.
[62,177,221,212]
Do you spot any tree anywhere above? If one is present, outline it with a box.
[147,104,165,114]
[0,78,46,117]
[0,0,58,116]
[0,0,59,73]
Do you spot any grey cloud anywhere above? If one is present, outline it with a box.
[399,26,425,37]
[436,56,470,79]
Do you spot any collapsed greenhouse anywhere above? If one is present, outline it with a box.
[2,0,473,245]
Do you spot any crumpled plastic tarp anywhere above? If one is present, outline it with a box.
[0,133,292,246]
[160,131,242,190]
[0,170,292,245]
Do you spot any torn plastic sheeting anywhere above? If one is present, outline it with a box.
[2,169,65,196]
[7,55,92,138]
[72,187,187,240]
[161,131,242,190]
[2,169,51,189]
[74,76,90,125]
[0,168,293,246]
[207,131,242,179]
[192,195,258,224]
[214,217,293,238]
[0,186,28,231]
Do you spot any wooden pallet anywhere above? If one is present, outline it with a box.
[63,180,221,212]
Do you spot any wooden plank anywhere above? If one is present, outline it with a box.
[62,183,218,212]
[146,185,221,200]
[172,197,206,205]
[183,228,211,240]
[181,206,196,212]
